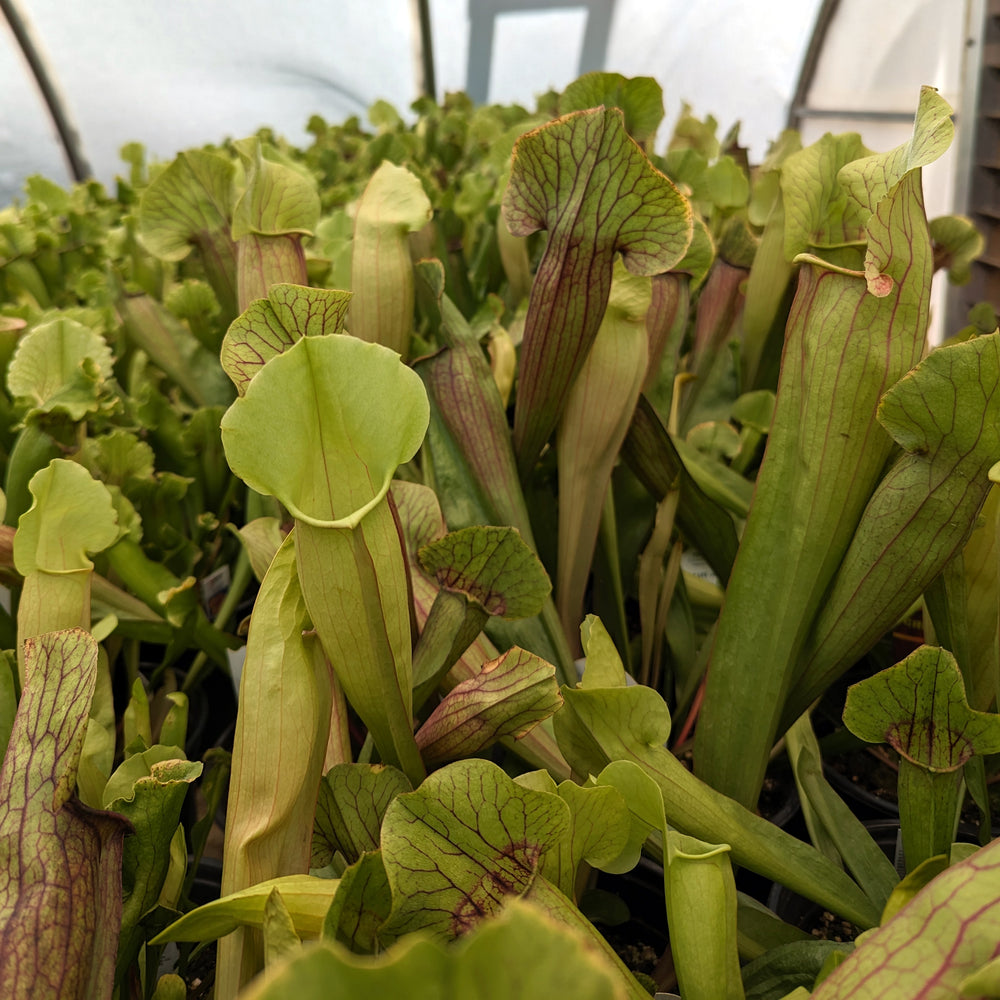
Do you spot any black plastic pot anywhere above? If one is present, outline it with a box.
[822,750,900,821]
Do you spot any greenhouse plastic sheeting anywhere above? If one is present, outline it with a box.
[0,0,824,201]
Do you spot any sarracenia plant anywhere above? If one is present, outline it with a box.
[220,283,427,784]
[6,70,999,1000]
[159,282,641,998]
[693,87,999,809]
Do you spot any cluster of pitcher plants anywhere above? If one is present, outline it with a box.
[0,71,999,999]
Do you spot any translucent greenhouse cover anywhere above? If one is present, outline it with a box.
[0,0,979,219]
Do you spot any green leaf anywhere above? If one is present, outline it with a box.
[696,90,950,808]
[879,854,950,924]
[0,629,130,999]
[0,653,16,764]
[151,973,187,1000]
[165,276,224,351]
[621,395,738,585]
[78,427,156,490]
[418,525,551,618]
[379,758,570,941]
[558,72,665,145]
[236,232,309,311]
[237,899,627,1000]
[103,746,202,983]
[541,779,633,897]
[13,460,119,685]
[961,483,1000,711]
[123,676,152,750]
[793,333,1000,720]
[263,886,302,967]
[672,435,754,517]
[393,483,571,779]
[222,334,428,528]
[412,266,577,685]
[742,170,797,393]
[393,482,499,704]
[152,875,342,944]
[809,837,1000,998]
[312,764,412,869]
[350,161,432,358]
[668,103,719,159]
[665,831,744,1000]
[302,502,425,781]
[579,614,629,690]
[232,138,320,239]
[557,260,651,643]
[594,758,746,996]
[314,210,354,290]
[7,316,114,420]
[76,646,116,809]
[780,132,873,257]
[236,516,286,583]
[837,88,955,216]
[322,850,393,953]
[413,261,537,545]
[217,531,334,998]
[844,645,1000,771]
[959,955,1000,996]
[705,156,750,210]
[157,692,189,750]
[225,333,430,776]
[220,283,352,396]
[14,459,119,576]
[555,639,881,929]
[118,293,234,407]
[929,214,984,285]
[735,893,811,961]
[502,106,692,477]
[741,941,853,1000]
[137,149,238,316]
[138,149,236,261]
[230,139,318,308]
[165,276,220,324]
[593,761,663,873]
[687,421,742,463]
[414,647,562,766]
[784,713,899,913]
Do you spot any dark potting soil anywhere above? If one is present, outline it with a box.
[181,942,216,999]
